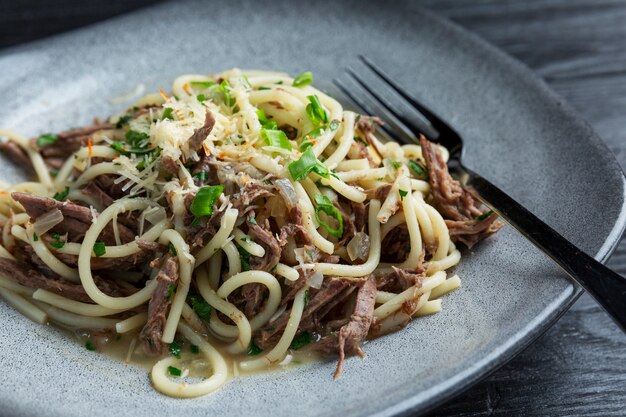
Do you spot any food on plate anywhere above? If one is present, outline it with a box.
[0,68,502,397]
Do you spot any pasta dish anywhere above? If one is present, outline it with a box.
[0,69,502,397]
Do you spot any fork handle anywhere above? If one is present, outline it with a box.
[464,168,626,333]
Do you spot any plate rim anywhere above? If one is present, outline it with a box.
[0,3,625,417]
[388,7,626,416]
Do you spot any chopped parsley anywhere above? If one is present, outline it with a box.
[36,133,58,147]
[409,160,428,178]
[49,240,65,249]
[168,242,177,256]
[167,284,176,301]
[248,341,263,356]
[124,130,149,145]
[399,189,408,200]
[476,210,494,221]
[314,194,344,238]
[392,161,401,169]
[93,242,106,257]
[193,171,208,183]
[197,94,207,103]
[169,340,182,359]
[248,216,257,225]
[305,95,328,126]
[238,246,251,272]
[261,128,292,150]
[187,290,212,320]
[257,108,278,130]
[288,147,331,181]
[218,80,236,107]
[33,233,38,242]
[167,366,182,376]
[190,344,199,354]
[292,71,313,88]
[190,185,224,218]
[304,289,309,309]
[161,107,174,120]
[85,341,96,351]
[289,332,312,350]
[53,186,70,201]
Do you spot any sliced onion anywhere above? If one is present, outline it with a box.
[32,208,64,236]
[308,271,323,289]
[275,178,298,208]
[279,353,293,366]
[347,232,370,262]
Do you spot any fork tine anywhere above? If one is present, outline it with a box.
[332,78,414,145]
[346,67,440,141]
[359,55,461,143]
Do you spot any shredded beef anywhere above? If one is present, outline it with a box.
[139,255,179,355]
[36,121,112,159]
[11,192,135,244]
[380,224,411,263]
[420,136,503,247]
[313,275,377,378]
[376,262,426,293]
[278,206,311,246]
[188,111,215,153]
[231,182,275,215]
[446,212,504,248]
[255,277,359,349]
[160,156,179,175]
[0,141,32,171]
[246,216,281,271]
[355,116,384,159]
[0,257,134,303]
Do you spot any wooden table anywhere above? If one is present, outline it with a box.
[1,1,625,415]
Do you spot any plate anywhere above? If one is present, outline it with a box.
[0,1,625,416]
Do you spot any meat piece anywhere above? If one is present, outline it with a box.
[303,245,341,264]
[278,206,311,246]
[420,136,503,247]
[188,111,215,153]
[334,201,356,247]
[230,283,266,319]
[246,217,281,271]
[231,182,275,215]
[352,202,367,233]
[94,174,129,200]
[0,257,134,303]
[160,156,179,175]
[11,192,136,244]
[0,141,32,171]
[80,182,139,233]
[80,182,114,208]
[366,184,392,201]
[255,277,358,349]
[355,115,384,160]
[446,212,504,248]
[351,141,377,168]
[380,224,411,263]
[190,152,219,186]
[313,275,377,378]
[35,121,112,159]
[186,207,225,251]
[139,255,179,355]
[376,264,426,293]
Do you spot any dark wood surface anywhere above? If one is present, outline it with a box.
[1,1,624,416]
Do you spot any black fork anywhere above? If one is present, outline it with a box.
[334,55,626,333]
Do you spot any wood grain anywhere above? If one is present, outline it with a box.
[421,0,626,415]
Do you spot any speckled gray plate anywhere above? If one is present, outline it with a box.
[0,1,625,416]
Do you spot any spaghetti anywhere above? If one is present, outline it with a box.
[0,68,502,397]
